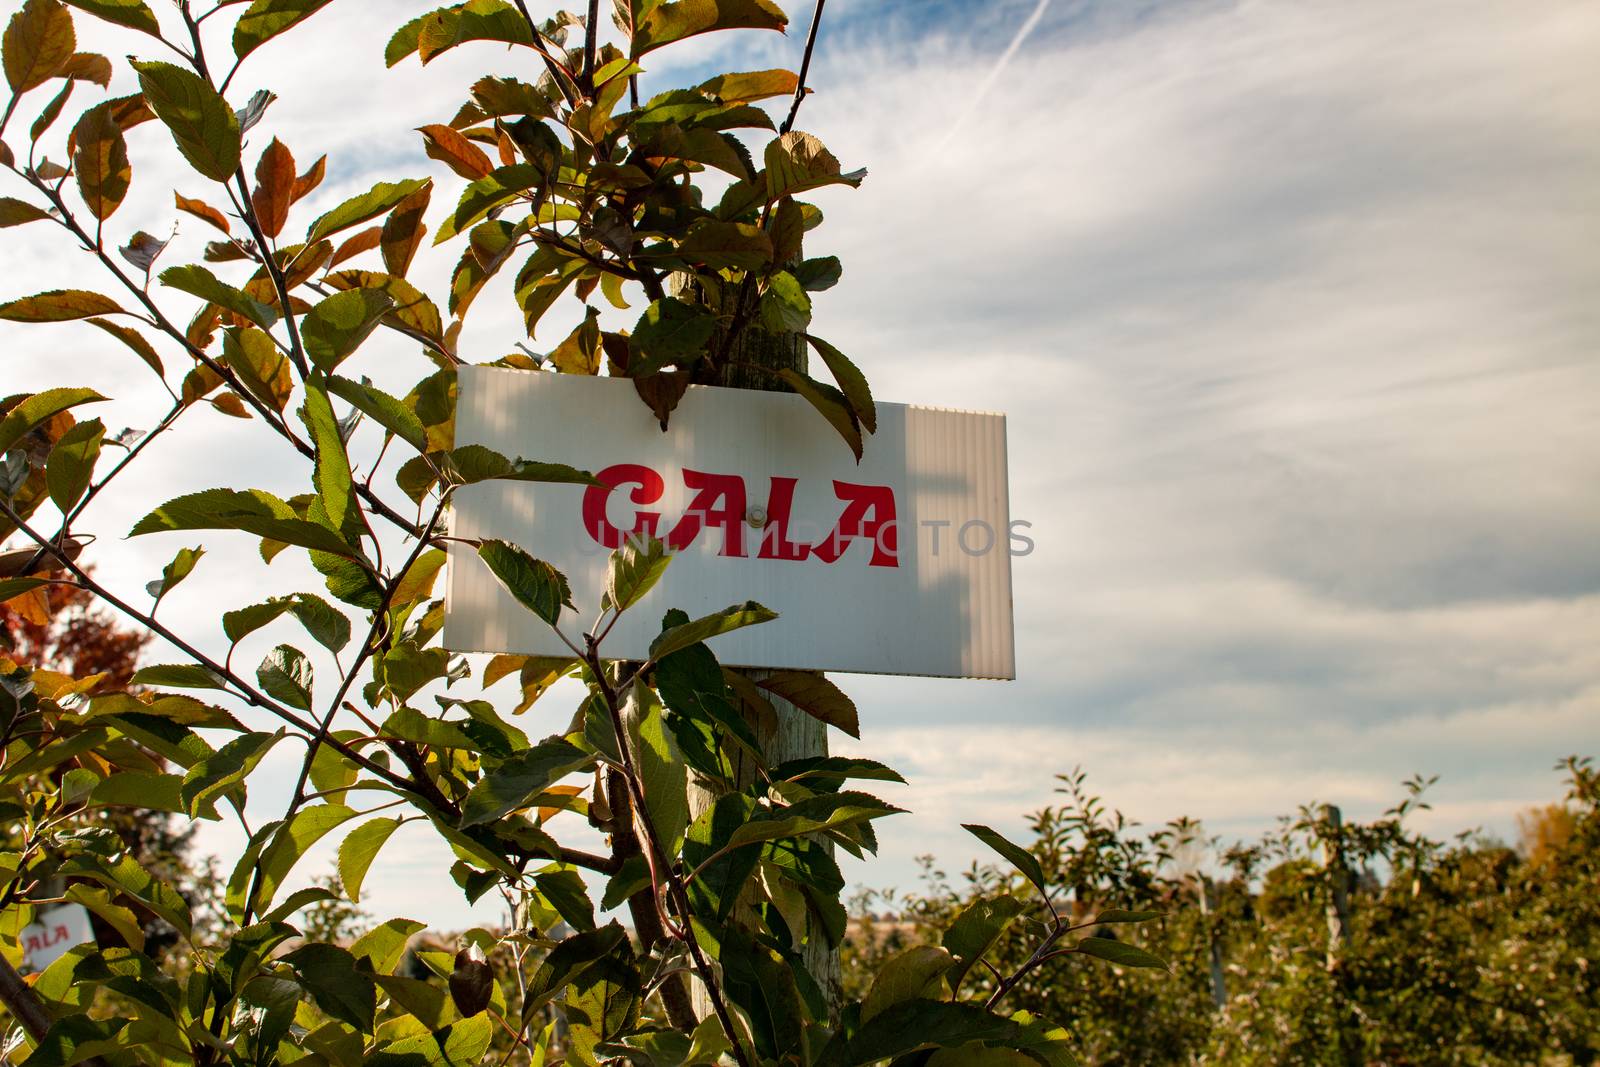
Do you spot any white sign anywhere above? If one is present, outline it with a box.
[445,368,1015,679]
[20,904,93,973]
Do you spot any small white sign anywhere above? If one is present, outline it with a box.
[19,904,93,973]
[445,368,1016,679]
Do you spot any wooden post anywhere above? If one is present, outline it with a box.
[1321,805,1361,1067]
[681,278,842,1018]
[1196,874,1227,1012]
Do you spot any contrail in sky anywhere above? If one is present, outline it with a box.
[938,0,1054,149]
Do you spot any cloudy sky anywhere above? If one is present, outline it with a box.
[3,0,1597,930]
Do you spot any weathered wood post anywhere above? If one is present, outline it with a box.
[681,282,842,1017]
[1322,804,1362,1066]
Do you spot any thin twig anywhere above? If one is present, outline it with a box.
[781,0,827,135]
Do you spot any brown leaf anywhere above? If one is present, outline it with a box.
[418,123,493,180]
[57,51,109,86]
[185,303,220,350]
[7,586,50,626]
[175,192,231,234]
[106,92,153,130]
[329,225,382,269]
[380,184,430,277]
[4,0,76,94]
[0,289,122,321]
[447,951,494,1017]
[634,370,690,431]
[290,154,326,204]
[750,669,860,738]
[70,102,129,221]
[181,363,223,406]
[251,137,295,239]
[209,391,251,419]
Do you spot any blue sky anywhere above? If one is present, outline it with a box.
[2,0,1596,930]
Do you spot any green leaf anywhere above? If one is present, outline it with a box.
[132,60,242,182]
[793,255,841,292]
[1074,937,1170,971]
[1089,909,1164,925]
[222,598,293,644]
[861,945,954,1023]
[301,380,354,529]
[632,0,788,56]
[772,756,905,787]
[0,387,106,455]
[676,219,773,271]
[817,1001,1019,1067]
[605,534,671,614]
[523,925,628,1015]
[458,737,591,827]
[759,270,811,332]
[805,333,875,433]
[180,729,283,817]
[682,793,761,920]
[45,416,103,513]
[764,130,866,202]
[302,288,395,372]
[159,264,277,329]
[779,368,861,461]
[0,576,49,602]
[371,1017,495,1066]
[285,943,377,1031]
[237,803,357,916]
[963,824,1050,901]
[697,67,798,103]
[0,196,51,227]
[381,706,478,750]
[61,0,161,36]
[257,644,313,711]
[444,444,604,488]
[413,0,535,64]
[727,790,902,851]
[649,601,777,662]
[433,163,541,244]
[0,289,122,321]
[476,539,573,627]
[20,1016,127,1067]
[535,868,596,932]
[338,817,403,902]
[751,670,859,738]
[146,544,204,603]
[629,685,688,856]
[131,663,228,690]
[232,0,335,59]
[328,375,426,451]
[942,894,1027,994]
[628,297,716,377]
[130,487,365,560]
[351,917,426,975]
[305,178,430,245]
[288,592,350,654]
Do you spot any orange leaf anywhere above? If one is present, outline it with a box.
[291,154,326,204]
[380,184,431,278]
[175,191,230,234]
[329,225,382,269]
[251,137,295,239]
[418,123,493,180]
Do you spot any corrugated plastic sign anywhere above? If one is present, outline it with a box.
[445,367,1015,679]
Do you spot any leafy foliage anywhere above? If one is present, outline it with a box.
[0,2,1119,1064]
